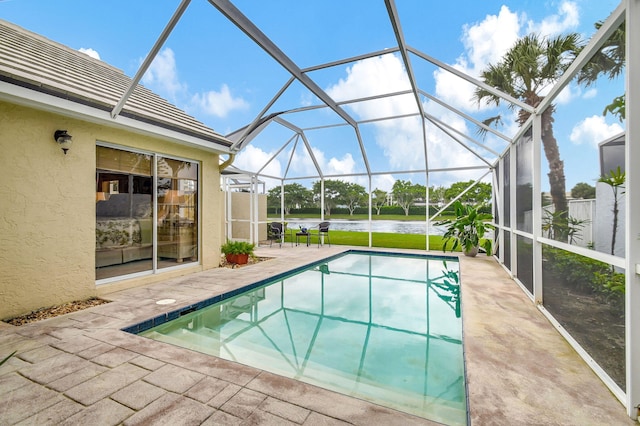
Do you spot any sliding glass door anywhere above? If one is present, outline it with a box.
[96,146,198,280]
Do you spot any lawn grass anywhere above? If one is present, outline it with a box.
[269,218,492,253]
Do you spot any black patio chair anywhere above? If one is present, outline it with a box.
[313,221,330,247]
[269,222,284,247]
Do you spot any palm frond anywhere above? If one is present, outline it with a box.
[578,21,625,85]
[475,116,503,139]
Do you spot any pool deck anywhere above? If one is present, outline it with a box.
[0,245,634,425]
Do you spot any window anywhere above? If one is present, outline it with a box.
[599,134,625,177]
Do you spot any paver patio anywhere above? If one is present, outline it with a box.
[0,246,633,425]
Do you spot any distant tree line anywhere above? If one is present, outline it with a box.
[267,179,492,217]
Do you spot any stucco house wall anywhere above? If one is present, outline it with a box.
[0,101,224,319]
[0,19,235,319]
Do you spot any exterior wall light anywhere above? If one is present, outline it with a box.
[54,130,72,154]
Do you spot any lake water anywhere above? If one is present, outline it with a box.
[284,219,447,235]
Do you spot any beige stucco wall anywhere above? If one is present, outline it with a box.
[0,101,223,319]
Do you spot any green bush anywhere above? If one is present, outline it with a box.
[544,247,624,301]
[544,247,606,290]
[220,240,255,256]
[593,271,625,296]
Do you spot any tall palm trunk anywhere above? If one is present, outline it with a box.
[540,107,568,240]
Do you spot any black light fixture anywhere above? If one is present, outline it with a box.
[54,130,72,154]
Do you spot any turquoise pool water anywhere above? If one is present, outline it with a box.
[138,251,466,425]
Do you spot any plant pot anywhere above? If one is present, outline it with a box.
[225,253,249,265]
[464,246,479,257]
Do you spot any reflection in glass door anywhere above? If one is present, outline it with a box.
[157,156,198,269]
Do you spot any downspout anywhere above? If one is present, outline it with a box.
[219,153,235,170]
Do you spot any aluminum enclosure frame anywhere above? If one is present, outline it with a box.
[108,0,637,418]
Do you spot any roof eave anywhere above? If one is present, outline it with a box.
[0,80,233,155]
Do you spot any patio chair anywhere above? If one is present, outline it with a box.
[269,222,284,247]
[312,221,331,247]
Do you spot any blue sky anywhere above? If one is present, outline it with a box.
[1,0,625,192]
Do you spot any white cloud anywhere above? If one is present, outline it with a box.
[139,47,249,120]
[289,146,321,177]
[569,115,623,148]
[327,54,411,113]
[424,119,488,170]
[325,55,424,170]
[322,54,495,175]
[300,92,314,107]
[141,48,186,100]
[434,5,521,113]
[462,6,521,72]
[234,145,282,189]
[326,152,356,176]
[372,174,395,192]
[526,1,579,37]
[78,48,100,60]
[433,1,581,114]
[553,84,598,105]
[288,146,359,182]
[432,63,478,114]
[375,116,426,170]
[191,84,249,118]
[553,84,580,105]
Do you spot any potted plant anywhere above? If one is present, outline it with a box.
[221,240,255,265]
[435,201,495,257]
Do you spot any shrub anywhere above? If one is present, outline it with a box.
[220,240,255,256]
[544,247,624,302]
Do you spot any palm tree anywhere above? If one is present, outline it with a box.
[474,33,582,241]
[578,21,625,121]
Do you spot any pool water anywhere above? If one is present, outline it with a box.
[139,251,466,425]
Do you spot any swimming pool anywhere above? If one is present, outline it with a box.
[133,251,467,425]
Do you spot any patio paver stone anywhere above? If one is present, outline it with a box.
[59,398,134,426]
[143,363,205,393]
[123,393,215,426]
[64,362,150,406]
[111,380,166,410]
[19,352,94,385]
[16,398,85,426]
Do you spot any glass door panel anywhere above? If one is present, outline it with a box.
[96,147,153,280]
[157,157,198,268]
